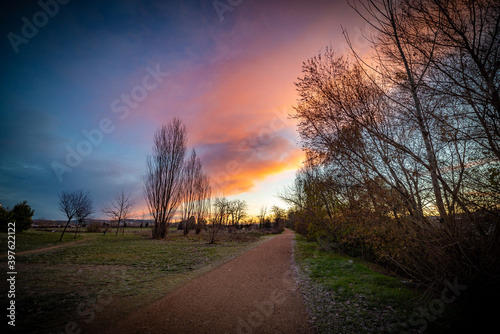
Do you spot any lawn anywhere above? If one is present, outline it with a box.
[0,229,272,333]
[0,229,87,253]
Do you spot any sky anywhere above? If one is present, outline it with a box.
[0,0,373,220]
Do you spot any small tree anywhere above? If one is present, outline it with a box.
[102,190,135,236]
[209,197,228,244]
[74,194,93,238]
[271,205,286,233]
[59,190,88,242]
[228,199,248,227]
[271,205,285,222]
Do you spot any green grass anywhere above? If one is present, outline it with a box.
[0,229,87,253]
[295,235,422,333]
[0,229,271,333]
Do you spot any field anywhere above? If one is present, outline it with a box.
[0,228,273,333]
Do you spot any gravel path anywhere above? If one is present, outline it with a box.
[106,229,313,334]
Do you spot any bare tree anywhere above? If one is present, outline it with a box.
[258,205,267,229]
[180,149,202,235]
[288,0,500,299]
[271,205,286,224]
[74,193,93,238]
[209,197,229,244]
[144,118,187,239]
[228,199,248,227]
[102,190,135,236]
[405,0,500,161]
[58,190,88,242]
[194,173,211,234]
[139,211,147,231]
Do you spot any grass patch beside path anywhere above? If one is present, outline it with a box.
[294,235,422,334]
[0,229,87,253]
[0,229,274,333]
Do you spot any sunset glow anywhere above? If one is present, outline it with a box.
[0,0,365,219]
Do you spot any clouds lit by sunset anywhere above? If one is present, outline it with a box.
[0,0,369,218]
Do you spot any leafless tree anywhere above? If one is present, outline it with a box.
[144,118,187,239]
[180,149,202,235]
[404,0,500,161]
[289,0,500,296]
[139,211,147,231]
[74,193,93,238]
[228,199,248,227]
[209,197,229,244]
[271,205,286,223]
[58,190,89,242]
[102,190,135,236]
[194,173,211,234]
[258,205,267,229]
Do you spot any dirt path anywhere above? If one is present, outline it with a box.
[0,237,88,257]
[106,229,312,334]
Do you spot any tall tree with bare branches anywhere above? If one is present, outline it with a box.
[180,149,202,235]
[194,173,211,234]
[144,118,187,239]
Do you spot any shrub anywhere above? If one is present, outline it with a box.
[0,201,34,232]
[0,206,13,232]
[86,222,101,233]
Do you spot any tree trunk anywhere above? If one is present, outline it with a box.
[387,3,449,226]
[74,220,81,238]
[59,218,71,242]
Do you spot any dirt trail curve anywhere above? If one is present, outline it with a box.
[106,229,313,334]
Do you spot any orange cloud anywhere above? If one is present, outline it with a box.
[208,145,305,196]
[126,0,358,199]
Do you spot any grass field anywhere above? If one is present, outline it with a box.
[0,229,87,253]
[0,229,273,333]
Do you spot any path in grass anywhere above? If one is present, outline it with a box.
[0,236,89,257]
[106,229,312,334]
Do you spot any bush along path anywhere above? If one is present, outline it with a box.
[106,229,312,334]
